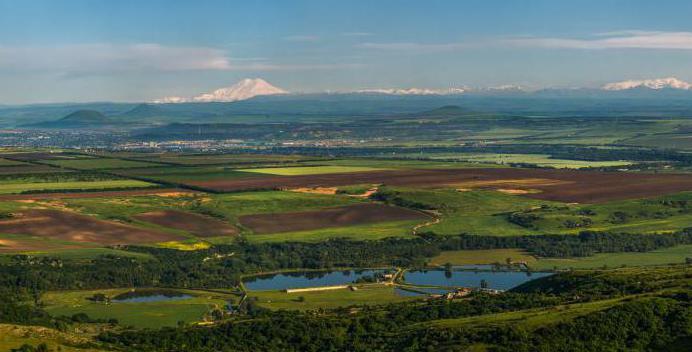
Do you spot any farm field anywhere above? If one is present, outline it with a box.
[0,209,183,248]
[530,245,692,270]
[41,158,159,170]
[377,188,552,236]
[124,153,320,165]
[42,289,232,329]
[116,165,272,183]
[511,191,692,235]
[412,153,633,169]
[0,188,194,201]
[183,167,692,203]
[237,165,387,176]
[134,210,239,237]
[0,179,154,194]
[0,164,74,175]
[239,203,428,234]
[0,158,28,166]
[246,219,422,242]
[249,285,414,310]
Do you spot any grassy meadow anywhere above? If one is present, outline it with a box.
[42,289,233,329]
[250,285,413,310]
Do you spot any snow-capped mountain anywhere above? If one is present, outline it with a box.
[153,78,288,104]
[354,87,467,95]
[602,77,692,91]
[152,96,188,104]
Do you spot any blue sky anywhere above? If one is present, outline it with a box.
[2,0,692,103]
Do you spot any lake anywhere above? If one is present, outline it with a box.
[402,269,552,291]
[243,269,388,291]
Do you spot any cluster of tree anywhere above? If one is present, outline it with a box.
[1,230,690,295]
[97,292,566,351]
[396,294,690,352]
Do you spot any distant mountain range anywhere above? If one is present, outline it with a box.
[602,77,692,91]
[150,77,692,105]
[11,76,692,130]
[153,78,288,103]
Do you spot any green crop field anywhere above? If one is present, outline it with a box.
[322,158,505,169]
[380,187,553,236]
[0,179,155,194]
[118,166,270,182]
[422,153,633,169]
[428,249,537,266]
[165,154,316,165]
[249,285,414,310]
[2,247,155,260]
[213,191,362,216]
[246,219,421,243]
[516,191,692,235]
[237,165,386,175]
[530,245,692,270]
[57,190,363,236]
[42,289,232,329]
[0,158,27,166]
[43,158,159,170]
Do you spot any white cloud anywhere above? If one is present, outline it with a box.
[0,43,233,72]
[507,31,692,50]
[0,43,363,74]
[359,31,692,52]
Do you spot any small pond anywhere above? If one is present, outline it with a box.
[112,290,193,303]
[243,269,388,291]
[402,270,552,291]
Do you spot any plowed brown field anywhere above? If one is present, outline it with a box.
[0,209,182,245]
[0,188,198,201]
[189,168,692,203]
[239,203,429,234]
[134,210,238,237]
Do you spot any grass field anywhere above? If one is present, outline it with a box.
[0,158,27,166]
[118,166,270,183]
[237,165,386,176]
[124,153,317,165]
[42,288,232,329]
[321,158,505,169]
[43,158,158,170]
[250,285,414,310]
[246,220,421,243]
[520,191,692,235]
[425,153,632,169]
[382,188,553,236]
[428,249,537,266]
[213,191,362,216]
[0,246,154,259]
[530,245,692,270]
[0,324,106,352]
[0,179,155,194]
